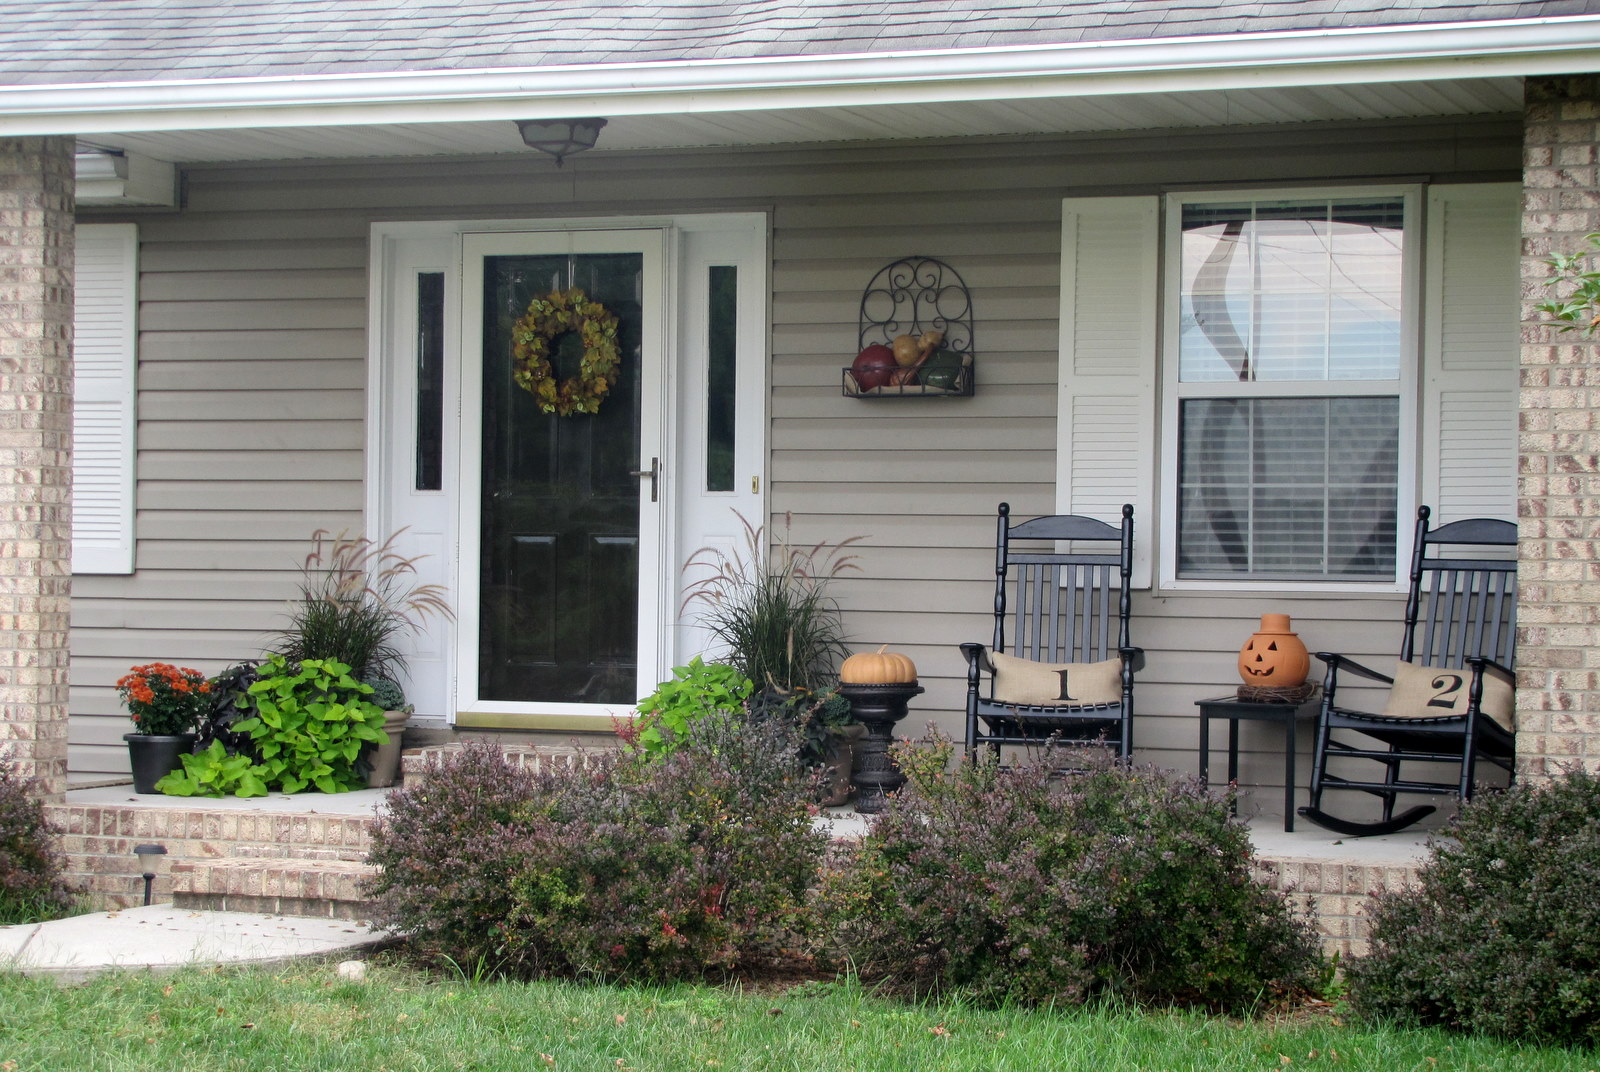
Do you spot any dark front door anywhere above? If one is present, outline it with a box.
[477,247,649,705]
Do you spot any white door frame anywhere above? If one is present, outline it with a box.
[366,213,769,732]
[457,228,668,723]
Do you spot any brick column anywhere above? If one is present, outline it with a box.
[0,136,74,800]
[1518,77,1600,779]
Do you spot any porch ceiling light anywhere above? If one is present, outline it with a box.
[516,117,608,167]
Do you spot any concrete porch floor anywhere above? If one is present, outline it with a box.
[65,783,394,815]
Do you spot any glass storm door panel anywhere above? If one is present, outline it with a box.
[478,252,645,704]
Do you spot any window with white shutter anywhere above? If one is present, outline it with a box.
[1060,184,1515,593]
[72,223,137,575]
[1160,187,1421,588]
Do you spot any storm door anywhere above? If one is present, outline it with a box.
[461,231,666,714]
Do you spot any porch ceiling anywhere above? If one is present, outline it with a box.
[78,75,1525,164]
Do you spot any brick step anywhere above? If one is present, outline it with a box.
[172,857,379,921]
[400,742,604,793]
[401,742,604,787]
[47,797,383,909]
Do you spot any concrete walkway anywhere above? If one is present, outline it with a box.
[0,905,387,983]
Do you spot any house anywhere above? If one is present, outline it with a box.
[1,1,1597,824]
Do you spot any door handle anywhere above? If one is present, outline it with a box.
[629,457,660,503]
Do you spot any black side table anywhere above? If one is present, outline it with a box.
[1195,694,1320,832]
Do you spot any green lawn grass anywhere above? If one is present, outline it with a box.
[0,960,1593,1072]
[0,893,91,928]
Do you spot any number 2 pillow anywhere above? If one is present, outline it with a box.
[1381,660,1515,731]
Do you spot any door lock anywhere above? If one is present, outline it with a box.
[629,457,661,503]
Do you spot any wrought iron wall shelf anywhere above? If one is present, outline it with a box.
[844,256,976,399]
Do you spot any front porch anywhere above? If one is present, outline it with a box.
[0,13,1596,987]
[49,742,1430,959]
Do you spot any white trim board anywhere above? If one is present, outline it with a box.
[367,213,769,727]
[6,17,1598,134]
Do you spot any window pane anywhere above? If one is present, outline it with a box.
[415,272,445,491]
[1178,397,1399,580]
[1178,198,1404,384]
[706,265,737,492]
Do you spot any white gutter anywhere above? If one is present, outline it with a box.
[1,15,1598,135]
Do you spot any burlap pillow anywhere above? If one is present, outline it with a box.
[1381,660,1515,732]
[990,650,1123,707]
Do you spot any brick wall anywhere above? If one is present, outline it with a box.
[1518,77,1600,777]
[1251,858,1422,960]
[0,136,74,800]
[44,799,376,909]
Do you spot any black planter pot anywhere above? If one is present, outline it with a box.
[124,732,197,794]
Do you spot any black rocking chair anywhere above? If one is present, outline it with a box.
[1299,506,1517,837]
[962,503,1142,761]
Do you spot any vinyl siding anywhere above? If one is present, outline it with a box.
[71,115,1522,808]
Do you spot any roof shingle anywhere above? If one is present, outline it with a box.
[0,0,1595,85]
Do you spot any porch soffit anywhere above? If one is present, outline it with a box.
[69,78,1527,165]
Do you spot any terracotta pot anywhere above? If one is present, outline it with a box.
[365,709,412,789]
[1237,614,1310,688]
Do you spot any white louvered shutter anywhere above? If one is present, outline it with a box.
[72,223,137,574]
[1422,185,1518,523]
[1057,196,1159,586]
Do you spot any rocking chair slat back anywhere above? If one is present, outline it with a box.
[994,514,1131,664]
[1002,560,1120,663]
[1402,515,1518,670]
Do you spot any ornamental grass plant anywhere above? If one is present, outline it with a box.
[679,512,860,699]
[271,529,452,683]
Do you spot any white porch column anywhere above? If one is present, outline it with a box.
[0,136,74,800]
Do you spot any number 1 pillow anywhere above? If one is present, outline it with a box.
[989,650,1122,707]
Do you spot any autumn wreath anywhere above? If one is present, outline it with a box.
[510,288,622,416]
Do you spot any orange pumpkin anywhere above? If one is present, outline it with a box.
[1237,613,1310,687]
[840,644,918,684]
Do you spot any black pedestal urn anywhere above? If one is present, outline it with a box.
[839,682,924,814]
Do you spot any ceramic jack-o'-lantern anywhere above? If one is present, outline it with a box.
[1237,614,1310,688]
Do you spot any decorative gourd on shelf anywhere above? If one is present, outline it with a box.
[891,334,922,368]
[851,344,898,390]
[1237,614,1310,688]
[840,645,918,685]
[917,348,964,389]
